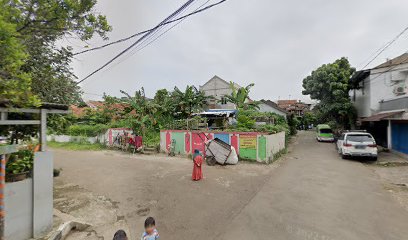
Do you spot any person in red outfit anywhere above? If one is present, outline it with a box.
[192,149,203,181]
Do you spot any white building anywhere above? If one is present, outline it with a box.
[199,75,241,109]
[258,100,287,119]
[351,53,408,154]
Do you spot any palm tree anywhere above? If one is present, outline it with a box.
[223,82,260,110]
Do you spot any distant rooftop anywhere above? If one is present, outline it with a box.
[373,53,408,69]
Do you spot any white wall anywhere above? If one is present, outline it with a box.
[353,63,408,118]
[266,131,286,161]
[33,151,53,238]
[5,152,53,240]
[200,76,237,109]
[5,179,33,240]
[370,67,404,111]
[258,103,287,119]
[47,133,107,144]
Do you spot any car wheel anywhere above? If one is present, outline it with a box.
[341,152,347,159]
[371,156,378,161]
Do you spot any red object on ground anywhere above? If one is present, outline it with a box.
[134,136,143,148]
[192,155,203,181]
[128,136,143,148]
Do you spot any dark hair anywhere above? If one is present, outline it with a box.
[144,217,156,228]
[113,230,127,240]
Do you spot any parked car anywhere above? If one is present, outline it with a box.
[336,131,378,160]
[316,124,334,142]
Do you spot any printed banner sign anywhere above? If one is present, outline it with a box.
[239,134,257,149]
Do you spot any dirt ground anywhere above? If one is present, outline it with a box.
[51,132,408,240]
[52,149,282,239]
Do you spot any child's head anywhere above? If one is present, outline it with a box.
[144,217,156,234]
[113,229,127,240]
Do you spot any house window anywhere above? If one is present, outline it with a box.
[221,97,227,105]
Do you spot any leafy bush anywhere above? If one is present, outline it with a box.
[256,124,288,134]
[228,110,289,134]
[287,114,298,136]
[67,124,109,137]
[144,131,160,146]
[7,150,34,174]
[236,111,256,129]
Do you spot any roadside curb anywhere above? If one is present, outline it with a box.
[48,221,91,240]
[375,162,408,167]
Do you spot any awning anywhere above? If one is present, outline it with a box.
[193,109,237,117]
[361,111,405,122]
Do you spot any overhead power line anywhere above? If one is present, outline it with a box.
[364,51,408,86]
[359,26,408,70]
[104,0,212,70]
[74,0,226,56]
[76,0,197,84]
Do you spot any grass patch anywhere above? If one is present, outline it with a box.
[48,141,106,151]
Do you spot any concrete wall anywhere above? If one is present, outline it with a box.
[47,128,133,145]
[47,134,102,144]
[380,96,408,111]
[265,131,286,159]
[5,179,33,240]
[33,151,53,237]
[5,151,53,240]
[160,130,286,163]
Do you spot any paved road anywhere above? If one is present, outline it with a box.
[220,131,408,240]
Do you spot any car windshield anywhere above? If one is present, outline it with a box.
[319,129,332,134]
[346,134,373,142]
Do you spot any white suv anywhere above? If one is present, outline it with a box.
[336,131,378,160]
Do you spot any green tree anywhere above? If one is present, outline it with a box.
[1,0,112,105]
[287,114,298,135]
[153,89,176,128]
[224,82,260,110]
[0,9,39,106]
[172,86,209,118]
[302,57,356,129]
[120,88,159,137]
[299,112,317,128]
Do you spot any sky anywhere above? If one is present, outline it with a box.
[71,0,408,103]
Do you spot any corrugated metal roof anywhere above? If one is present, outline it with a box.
[361,111,405,122]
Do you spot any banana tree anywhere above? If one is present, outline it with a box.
[172,85,211,118]
[120,88,159,137]
[223,82,260,110]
